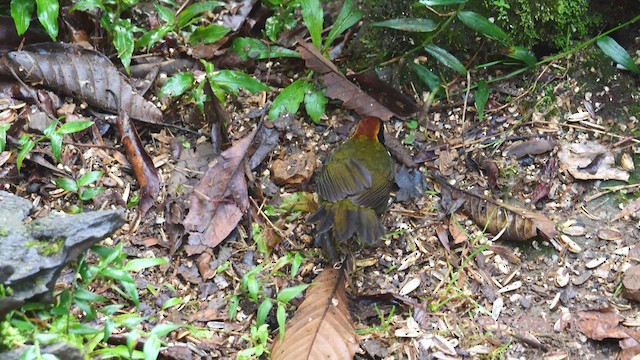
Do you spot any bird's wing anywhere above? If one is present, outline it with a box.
[350,176,392,212]
[316,158,372,202]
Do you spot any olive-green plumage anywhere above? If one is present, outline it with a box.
[308,117,394,259]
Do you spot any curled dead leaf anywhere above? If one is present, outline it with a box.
[116,111,160,218]
[432,174,557,241]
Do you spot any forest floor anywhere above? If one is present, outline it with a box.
[2,3,640,360]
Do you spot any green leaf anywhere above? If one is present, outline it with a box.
[57,120,93,134]
[457,11,510,46]
[136,25,173,49]
[506,46,536,67]
[597,36,640,75]
[77,170,103,187]
[475,80,489,121]
[228,295,240,320]
[230,37,300,60]
[17,138,35,172]
[124,257,168,272]
[143,334,161,360]
[120,280,140,306]
[70,0,105,12]
[256,299,273,326]
[79,186,105,201]
[114,18,135,74]
[189,24,230,45]
[75,299,98,320]
[0,123,11,153]
[159,72,194,97]
[413,63,441,91]
[162,297,183,310]
[300,0,323,49]
[150,323,182,337]
[75,288,108,302]
[10,0,35,35]
[35,0,59,40]
[371,18,436,32]
[69,323,102,335]
[49,131,63,162]
[425,44,467,75]
[418,0,468,5]
[277,303,286,340]
[304,86,327,123]
[208,69,270,95]
[277,284,310,303]
[247,276,260,302]
[290,253,303,277]
[177,1,225,28]
[269,79,310,120]
[155,4,175,24]
[103,268,135,283]
[325,0,362,50]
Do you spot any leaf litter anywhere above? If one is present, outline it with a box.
[1,2,640,360]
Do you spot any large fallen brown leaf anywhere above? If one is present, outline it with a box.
[116,111,160,219]
[577,307,628,340]
[271,267,357,360]
[297,41,411,120]
[183,127,258,255]
[557,141,629,182]
[0,43,163,123]
[432,174,557,241]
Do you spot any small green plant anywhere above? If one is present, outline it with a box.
[356,305,396,335]
[267,0,363,122]
[158,59,270,110]
[0,243,170,358]
[2,118,93,172]
[55,170,106,202]
[70,0,228,72]
[237,324,270,360]
[9,0,59,40]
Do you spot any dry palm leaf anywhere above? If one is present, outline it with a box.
[0,43,163,123]
[432,174,557,241]
[271,267,357,360]
[297,41,413,120]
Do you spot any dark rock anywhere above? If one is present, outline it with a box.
[0,191,125,317]
[2,342,84,360]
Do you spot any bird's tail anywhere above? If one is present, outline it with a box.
[308,199,385,252]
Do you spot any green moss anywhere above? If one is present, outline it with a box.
[0,228,7,237]
[0,320,26,350]
[26,237,65,256]
[485,0,600,49]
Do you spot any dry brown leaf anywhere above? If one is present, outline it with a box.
[576,308,628,340]
[433,174,557,241]
[297,41,396,120]
[0,43,163,123]
[116,111,160,219]
[557,141,629,182]
[271,267,357,360]
[183,127,258,255]
[505,139,556,159]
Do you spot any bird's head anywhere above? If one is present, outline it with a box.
[351,117,384,144]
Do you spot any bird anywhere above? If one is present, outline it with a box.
[307,117,395,259]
